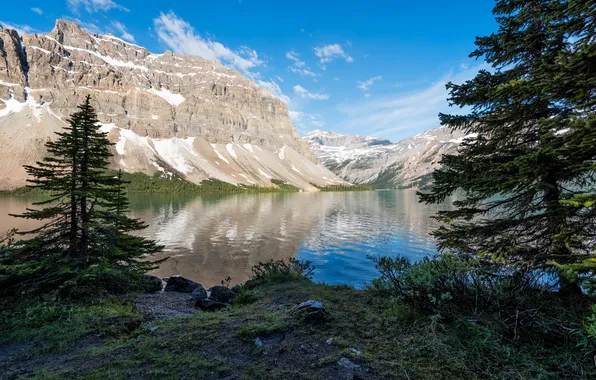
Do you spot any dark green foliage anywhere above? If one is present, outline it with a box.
[80,172,300,194]
[243,258,315,288]
[270,178,301,192]
[370,254,546,318]
[0,96,163,296]
[418,1,596,290]
[312,183,375,192]
[370,254,596,373]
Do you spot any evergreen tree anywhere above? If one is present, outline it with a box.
[418,1,596,293]
[0,96,163,293]
[93,170,166,282]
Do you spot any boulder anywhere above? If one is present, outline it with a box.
[208,286,237,304]
[191,285,208,301]
[141,274,163,292]
[293,299,328,325]
[293,299,325,312]
[164,276,201,293]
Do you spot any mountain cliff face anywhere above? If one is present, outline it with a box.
[305,127,468,189]
[0,20,346,190]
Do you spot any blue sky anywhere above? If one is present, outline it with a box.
[1,0,497,142]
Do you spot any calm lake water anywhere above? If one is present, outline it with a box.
[0,190,454,288]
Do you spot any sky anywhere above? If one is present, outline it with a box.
[1,0,498,142]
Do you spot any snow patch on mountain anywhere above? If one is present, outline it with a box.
[148,87,185,106]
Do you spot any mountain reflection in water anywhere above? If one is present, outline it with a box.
[0,190,455,288]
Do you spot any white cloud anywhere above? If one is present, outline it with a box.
[460,63,469,70]
[364,93,371,98]
[286,51,305,67]
[333,77,340,81]
[357,76,382,91]
[112,21,134,42]
[289,66,317,77]
[289,110,325,133]
[293,85,329,100]
[153,12,263,76]
[0,21,35,35]
[338,64,490,140]
[314,43,353,64]
[31,7,43,15]
[257,80,290,103]
[67,0,129,13]
[286,50,319,77]
[276,76,284,82]
[152,12,293,104]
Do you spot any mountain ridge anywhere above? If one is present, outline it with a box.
[0,19,347,191]
[304,127,468,189]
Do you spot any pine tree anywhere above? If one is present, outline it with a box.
[93,170,166,282]
[1,96,163,293]
[418,1,596,293]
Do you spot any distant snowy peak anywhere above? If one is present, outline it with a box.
[305,130,391,149]
[304,127,465,189]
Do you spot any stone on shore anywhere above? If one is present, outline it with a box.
[141,274,163,293]
[164,276,202,293]
[191,285,208,301]
[208,286,237,304]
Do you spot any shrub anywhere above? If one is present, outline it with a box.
[244,258,314,288]
[369,254,583,340]
[233,289,260,305]
[370,254,515,317]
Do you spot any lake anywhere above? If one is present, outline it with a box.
[0,190,455,288]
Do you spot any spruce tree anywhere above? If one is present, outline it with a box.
[1,96,163,293]
[93,170,166,281]
[418,1,596,293]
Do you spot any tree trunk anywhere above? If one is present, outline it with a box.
[558,274,583,298]
[80,120,89,260]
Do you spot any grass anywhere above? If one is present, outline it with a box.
[2,274,594,379]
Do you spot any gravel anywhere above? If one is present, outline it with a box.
[127,291,202,321]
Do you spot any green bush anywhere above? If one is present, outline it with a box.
[244,258,314,288]
[233,289,260,305]
[370,254,508,317]
[371,254,596,344]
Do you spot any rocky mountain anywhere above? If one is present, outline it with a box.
[305,127,470,189]
[0,20,347,191]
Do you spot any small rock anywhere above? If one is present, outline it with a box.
[349,348,362,356]
[304,309,329,324]
[164,276,201,293]
[195,298,227,312]
[142,274,163,293]
[191,285,208,301]
[326,338,334,345]
[254,337,263,349]
[208,286,236,304]
[150,326,160,332]
[338,357,361,370]
[294,299,325,311]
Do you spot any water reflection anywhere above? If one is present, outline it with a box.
[0,190,454,288]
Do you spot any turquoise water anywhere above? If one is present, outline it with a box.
[0,190,455,288]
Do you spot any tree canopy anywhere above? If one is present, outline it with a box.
[0,96,163,295]
[419,0,596,292]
